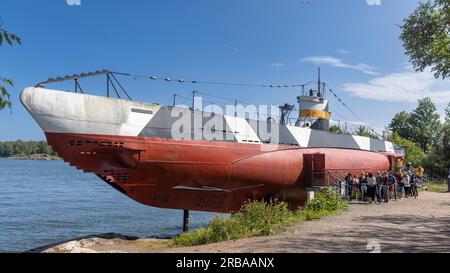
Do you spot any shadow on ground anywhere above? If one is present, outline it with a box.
[254,214,450,253]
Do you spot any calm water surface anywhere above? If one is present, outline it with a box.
[0,158,220,252]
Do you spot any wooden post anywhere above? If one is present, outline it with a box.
[183,210,189,232]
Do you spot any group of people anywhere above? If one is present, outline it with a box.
[344,170,419,204]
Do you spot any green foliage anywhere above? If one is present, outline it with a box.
[445,102,450,125]
[388,133,425,166]
[421,152,448,178]
[409,97,441,152]
[354,126,380,139]
[329,125,344,134]
[440,124,450,161]
[0,77,13,110]
[433,123,450,173]
[174,190,348,247]
[233,201,294,236]
[174,202,294,246]
[389,111,413,140]
[0,141,55,157]
[442,107,450,169]
[388,97,450,177]
[387,97,442,153]
[304,188,348,212]
[302,189,348,221]
[400,0,450,79]
[427,181,449,193]
[0,20,21,111]
[0,28,21,46]
[173,217,239,247]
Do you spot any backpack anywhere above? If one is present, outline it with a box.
[388,175,396,185]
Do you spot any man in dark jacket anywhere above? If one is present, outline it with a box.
[345,173,352,200]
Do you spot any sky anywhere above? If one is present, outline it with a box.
[1,0,449,141]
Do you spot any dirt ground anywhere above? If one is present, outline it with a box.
[39,191,450,253]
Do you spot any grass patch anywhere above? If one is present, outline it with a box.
[426,181,449,193]
[174,188,348,247]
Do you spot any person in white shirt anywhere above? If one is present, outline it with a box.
[366,172,377,204]
[404,172,411,198]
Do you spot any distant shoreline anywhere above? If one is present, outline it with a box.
[9,154,61,161]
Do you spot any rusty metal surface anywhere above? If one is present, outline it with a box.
[46,132,391,213]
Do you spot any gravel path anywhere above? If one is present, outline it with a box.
[41,191,449,253]
[165,191,450,253]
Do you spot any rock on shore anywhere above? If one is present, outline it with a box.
[31,234,172,253]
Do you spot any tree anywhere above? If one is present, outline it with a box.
[445,102,450,124]
[389,111,413,140]
[355,126,371,137]
[400,0,450,79]
[355,126,380,139]
[439,124,450,160]
[37,141,53,155]
[0,19,21,111]
[422,153,448,177]
[0,142,14,157]
[0,141,54,157]
[388,133,425,166]
[409,97,441,152]
[329,125,343,134]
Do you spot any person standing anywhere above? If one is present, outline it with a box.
[345,173,353,200]
[359,172,368,202]
[397,173,405,199]
[409,171,418,198]
[382,172,390,203]
[404,171,411,198]
[352,175,360,201]
[366,172,377,204]
[375,171,383,204]
[388,172,397,200]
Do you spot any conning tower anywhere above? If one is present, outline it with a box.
[296,68,331,131]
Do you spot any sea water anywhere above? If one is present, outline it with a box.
[0,158,219,252]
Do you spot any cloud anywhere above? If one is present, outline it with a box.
[227,46,239,52]
[366,0,381,6]
[272,63,287,69]
[342,69,450,104]
[299,56,380,75]
[336,49,351,55]
[66,0,81,5]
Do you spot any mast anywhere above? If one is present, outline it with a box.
[317,67,321,97]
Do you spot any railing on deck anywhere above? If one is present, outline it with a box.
[310,169,349,196]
